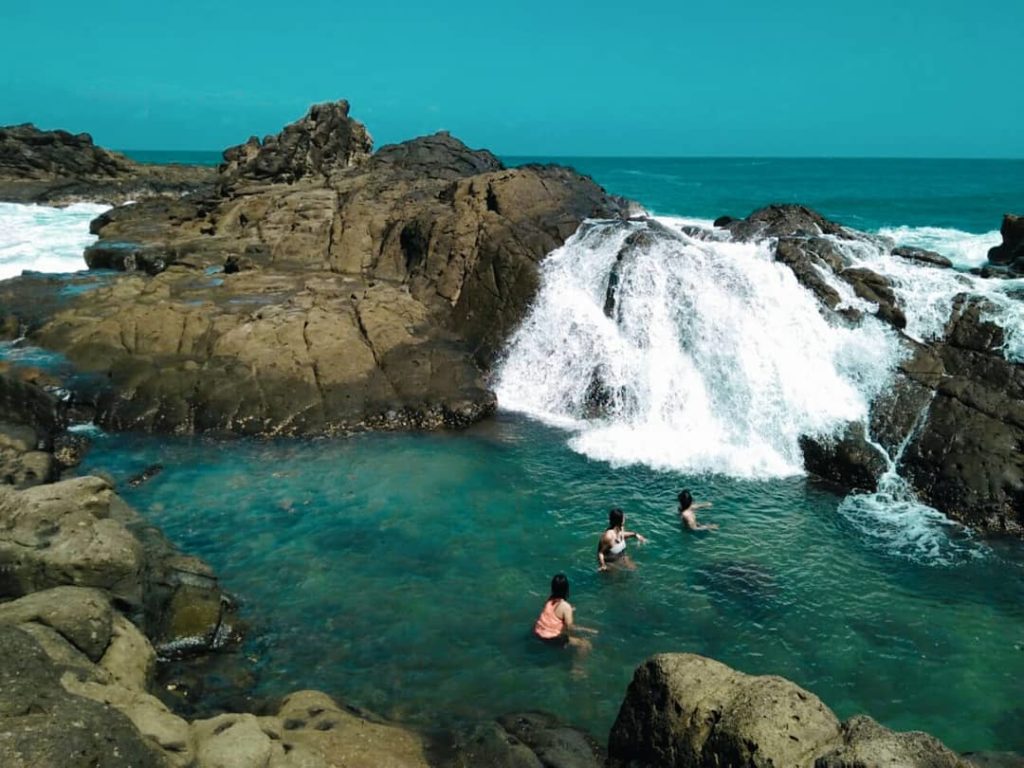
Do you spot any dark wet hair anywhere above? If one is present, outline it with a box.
[677,490,693,510]
[608,508,624,529]
[550,573,569,600]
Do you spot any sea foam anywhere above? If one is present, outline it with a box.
[0,202,109,280]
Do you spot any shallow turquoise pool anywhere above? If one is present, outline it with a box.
[78,414,1024,752]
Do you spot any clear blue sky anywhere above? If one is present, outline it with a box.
[1,0,1020,157]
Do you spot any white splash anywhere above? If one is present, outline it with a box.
[495,217,902,478]
[876,225,1000,269]
[838,401,986,566]
[833,232,1024,361]
[0,202,109,280]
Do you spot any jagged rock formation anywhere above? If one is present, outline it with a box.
[2,100,626,435]
[0,123,215,204]
[608,653,969,768]
[219,100,373,186]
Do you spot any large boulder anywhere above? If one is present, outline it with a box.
[608,653,843,767]
[815,714,969,767]
[987,214,1024,272]
[0,476,144,604]
[609,654,972,768]
[0,624,165,768]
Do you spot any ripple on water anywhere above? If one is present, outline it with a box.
[76,419,1024,753]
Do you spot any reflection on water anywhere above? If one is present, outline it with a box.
[78,414,1024,752]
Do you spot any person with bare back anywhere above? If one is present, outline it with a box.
[678,489,717,531]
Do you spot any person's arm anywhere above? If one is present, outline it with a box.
[626,529,648,544]
[683,512,717,531]
[560,602,598,635]
[597,534,610,571]
[693,501,713,510]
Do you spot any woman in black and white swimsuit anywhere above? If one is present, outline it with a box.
[597,508,647,571]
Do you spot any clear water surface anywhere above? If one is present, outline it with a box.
[77,416,1024,752]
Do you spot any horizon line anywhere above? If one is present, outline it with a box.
[117,149,1024,163]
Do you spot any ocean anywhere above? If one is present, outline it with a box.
[1,156,1022,752]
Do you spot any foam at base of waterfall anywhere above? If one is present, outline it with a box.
[838,487,986,566]
[495,217,902,480]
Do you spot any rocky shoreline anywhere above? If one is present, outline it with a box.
[1,102,1022,765]
[0,123,215,205]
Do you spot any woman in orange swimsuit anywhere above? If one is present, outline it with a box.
[533,574,597,653]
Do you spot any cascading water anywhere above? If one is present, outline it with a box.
[838,396,982,565]
[494,217,902,478]
[495,215,1019,562]
[827,234,1024,360]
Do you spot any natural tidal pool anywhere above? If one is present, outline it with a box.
[78,414,1024,752]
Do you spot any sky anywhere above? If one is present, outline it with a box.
[1,0,1021,158]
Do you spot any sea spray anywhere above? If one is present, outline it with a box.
[494,218,902,478]
[828,235,1024,358]
[0,201,109,279]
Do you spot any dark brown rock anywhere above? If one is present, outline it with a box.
[892,246,953,269]
[723,203,853,242]
[800,421,888,492]
[987,214,1024,271]
[0,123,215,205]
[219,100,373,188]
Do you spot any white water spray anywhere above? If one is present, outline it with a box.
[495,218,902,478]
[838,397,984,566]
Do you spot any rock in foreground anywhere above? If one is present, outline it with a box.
[609,653,969,768]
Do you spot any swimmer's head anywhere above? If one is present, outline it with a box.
[550,573,569,600]
[608,508,625,528]
[677,490,693,510]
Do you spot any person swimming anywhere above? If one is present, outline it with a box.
[597,508,647,571]
[533,573,597,654]
[678,489,717,531]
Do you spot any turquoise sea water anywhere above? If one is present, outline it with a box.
[19,154,1024,752]
[78,417,1024,752]
[122,151,1024,234]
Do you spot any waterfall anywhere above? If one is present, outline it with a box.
[494,218,902,478]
